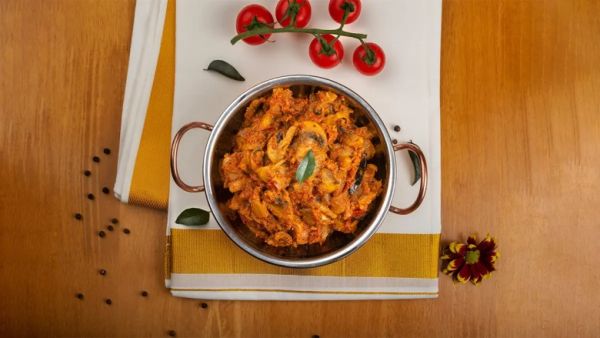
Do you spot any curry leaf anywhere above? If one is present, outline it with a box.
[349,157,367,194]
[295,149,316,183]
[204,60,245,81]
[408,142,422,186]
[175,208,210,226]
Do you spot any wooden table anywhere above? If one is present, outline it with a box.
[1,0,599,337]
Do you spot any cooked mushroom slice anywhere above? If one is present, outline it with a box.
[266,231,294,247]
[255,160,291,190]
[250,190,270,219]
[266,125,297,163]
[318,168,341,194]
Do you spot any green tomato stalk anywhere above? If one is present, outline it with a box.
[230,25,367,45]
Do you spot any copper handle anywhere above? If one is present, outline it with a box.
[389,142,428,215]
[170,122,214,193]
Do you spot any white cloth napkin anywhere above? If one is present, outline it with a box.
[114,0,167,202]
[166,0,442,300]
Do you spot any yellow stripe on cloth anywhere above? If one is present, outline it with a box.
[168,229,440,278]
[128,0,175,209]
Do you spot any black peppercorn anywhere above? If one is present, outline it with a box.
[123,228,130,234]
[102,187,110,194]
[93,156,100,163]
[141,291,149,297]
[76,293,84,300]
[99,269,107,276]
[87,193,95,200]
[355,115,369,127]
[74,213,83,220]
[105,299,112,305]
[392,139,398,144]
[200,302,208,309]
[168,330,176,337]
[103,148,111,155]
[393,125,401,132]
[111,218,119,224]
[107,225,114,232]
[83,170,91,176]
[98,231,106,238]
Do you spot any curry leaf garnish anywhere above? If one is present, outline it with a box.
[175,208,210,226]
[349,157,367,194]
[408,141,422,186]
[203,60,245,81]
[295,149,316,183]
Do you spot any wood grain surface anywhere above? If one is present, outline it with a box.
[1,0,599,337]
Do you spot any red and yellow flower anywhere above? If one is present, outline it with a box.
[441,234,499,285]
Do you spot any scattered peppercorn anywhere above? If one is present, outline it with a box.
[141,291,149,297]
[107,225,114,232]
[103,148,111,155]
[87,193,95,200]
[99,269,107,276]
[105,299,112,305]
[98,231,106,238]
[200,302,208,309]
[168,330,176,337]
[74,213,83,220]
[76,293,84,300]
[83,170,91,176]
[392,139,398,144]
[393,125,401,132]
[111,218,119,224]
[93,156,100,163]
[123,228,130,235]
[102,187,110,194]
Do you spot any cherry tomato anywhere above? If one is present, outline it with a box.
[308,34,344,69]
[353,42,385,76]
[328,0,362,25]
[236,4,274,45]
[276,0,312,28]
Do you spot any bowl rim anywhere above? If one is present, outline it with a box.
[202,74,397,268]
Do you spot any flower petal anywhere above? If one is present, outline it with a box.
[443,249,459,259]
[471,274,482,285]
[448,242,458,253]
[446,257,465,272]
[478,235,496,252]
[472,261,489,278]
[449,242,466,255]
[486,250,499,263]
[467,235,477,245]
[481,255,496,272]
[456,264,471,283]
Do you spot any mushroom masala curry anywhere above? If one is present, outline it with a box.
[221,87,383,247]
